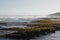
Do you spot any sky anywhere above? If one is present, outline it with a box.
[0,0,60,17]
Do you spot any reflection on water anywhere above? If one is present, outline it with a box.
[0,31,60,40]
[31,31,60,40]
[0,30,17,35]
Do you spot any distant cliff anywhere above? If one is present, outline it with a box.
[48,12,60,18]
[49,12,60,16]
[47,12,60,21]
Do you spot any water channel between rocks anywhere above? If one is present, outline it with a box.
[0,31,59,40]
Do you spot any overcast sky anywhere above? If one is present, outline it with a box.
[0,0,60,16]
